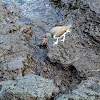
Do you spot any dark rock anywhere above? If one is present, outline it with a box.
[0,74,59,100]
[47,31,86,66]
[56,77,100,100]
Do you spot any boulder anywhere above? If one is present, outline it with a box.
[68,0,100,43]
[0,74,59,100]
[47,0,100,77]
[47,32,86,67]
[56,77,100,100]
[8,57,25,70]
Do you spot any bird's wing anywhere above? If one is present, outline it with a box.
[57,25,72,37]
[50,25,72,37]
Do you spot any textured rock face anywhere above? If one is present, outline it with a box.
[0,0,100,99]
[0,1,33,81]
[46,0,100,77]
[47,30,100,77]
[70,0,100,76]
[7,57,25,70]
[73,51,100,77]
[71,0,100,44]
[78,0,100,44]
[56,77,100,100]
[0,74,59,100]
[62,0,100,43]
[47,32,86,66]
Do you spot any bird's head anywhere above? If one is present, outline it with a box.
[41,33,53,45]
[45,33,53,38]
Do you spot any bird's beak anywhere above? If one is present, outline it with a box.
[41,38,47,45]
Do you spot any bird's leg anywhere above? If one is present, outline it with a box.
[60,29,71,42]
[60,32,67,42]
[60,34,65,42]
[53,35,56,39]
[53,38,58,45]
[53,35,59,45]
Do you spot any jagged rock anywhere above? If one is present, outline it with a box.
[73,51,100,77]
[71,0,100,43]
[46,0,100,77]
[8,57,25,70]
[78,0,100,43]
[61,0,77,8]
[0,0,100,99]
[7,56,26,77]
[61,0,100,43]
[56,77,100,100]
[66,0,100,77]
[0,1,33,81]
[47,32,87,67]
[0,74,59,100]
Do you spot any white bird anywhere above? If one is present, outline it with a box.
[41,25,71,45]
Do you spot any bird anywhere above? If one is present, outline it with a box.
[41,25,72,45]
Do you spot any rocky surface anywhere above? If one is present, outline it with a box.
[46,0,100,77]
[0,0,33,81]
[0,74,59,100]
[70,0,100,77]
[47,28,100,77]
[56,77,100,100]
[47,31,87,66]
[0,0,76,99]
[19,0,66,31]
[63,0,100,44]
[0,0,100,99]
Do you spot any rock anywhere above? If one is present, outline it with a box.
[0,74,59,100]
[73,51,100,77]
[46,0,100,80]
[79,0,100,43]
[45,0,100,77]
[0,0,100,99]
[56,77,100,100]
[8,57,25,70]
[19,0,66,30]
[80,0,100,14]
[72,0,100,44]
[61,0,100,44]
[66,0,100,77]
[47,32,86,67]
[61,0,77,8]
[7,56,26,77]
[0,1,33,81]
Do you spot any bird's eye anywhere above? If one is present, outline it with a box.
[64,30,66,32]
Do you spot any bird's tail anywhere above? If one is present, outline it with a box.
[65,24,72,33]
